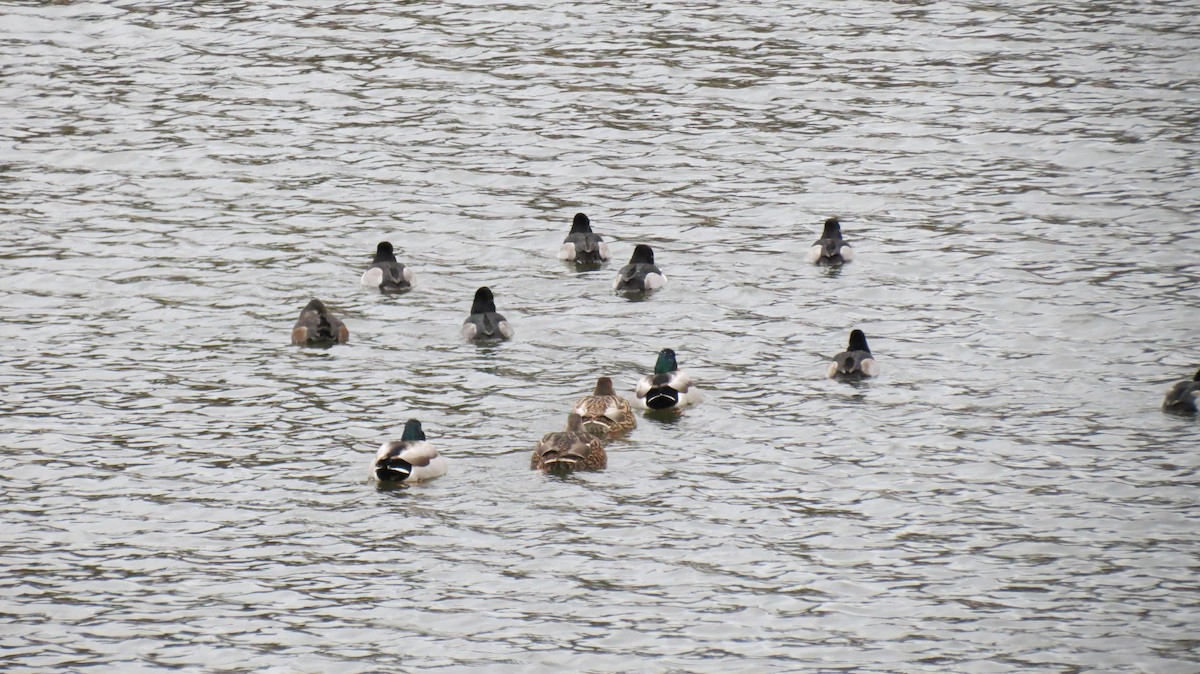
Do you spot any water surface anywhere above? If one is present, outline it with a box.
[2,1,1198,672]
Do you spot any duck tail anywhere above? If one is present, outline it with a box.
[316,314,335,340]
[645,387,680,410]
[375,457,413,482]
[540,453,578,475]
[580,416,612,436]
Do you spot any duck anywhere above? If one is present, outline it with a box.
[1162,368,1200,414]
[613,244,668,293]
[827,329,879,379]
[531,413,607,475]
[558,213,611,265]
[373,419,447,484]
[805,217,855,265]
[634,348,701,411]
[291,299,349,347]
[360,241,414,293]
[573,376,637,439]
[460,286,513,341]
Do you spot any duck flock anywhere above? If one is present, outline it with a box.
[288,213,1200,486]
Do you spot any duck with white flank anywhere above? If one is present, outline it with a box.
[827,329,879,379]
[613,244,667,294]
[360,241,413,293]
[805,217,855,265]
[558,213,611,266]
[461,286,513,342]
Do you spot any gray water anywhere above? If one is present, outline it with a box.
[2,1,1198,672]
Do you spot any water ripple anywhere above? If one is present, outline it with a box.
[2,1,1199,672]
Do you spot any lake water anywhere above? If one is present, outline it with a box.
[2,2,1198,672]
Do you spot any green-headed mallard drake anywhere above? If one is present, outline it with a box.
[373,419,447,484]
[633,348,701,411]
[461,286,513,341]
[613,244,667,294]
[573,376,637,439]
[805,217,855,265]
[531,413,607,475]
[1163,368,1200,415]
[558,212,611,265]
[361,241,414,293]
[291,299,349,347]
[827,329,879,379]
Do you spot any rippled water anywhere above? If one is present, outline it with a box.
[2,1,1199,671]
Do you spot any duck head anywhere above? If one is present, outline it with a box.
[654,348,679,375]
[570,213,593,234]
[848,329,871,353]
[401,419,425,442]
[470,286,497,314]
[593,376,617,396]
[374,241,397,262]
[629,244,655,265]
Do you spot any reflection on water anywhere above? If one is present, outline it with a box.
[2,1,1199,671]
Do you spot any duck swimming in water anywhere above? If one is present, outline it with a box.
[633,348,701,411]
[805,217,855,265]
[291,299,349,347]
[613,244,667,294]
[1162,368,1200,415]
[827,329,879,379]
[360,241,414,293]
[461,286,513,342]
[558,212,611,265]
[373,419,447,484]
[573,376,637,439]
[531,413,607,475]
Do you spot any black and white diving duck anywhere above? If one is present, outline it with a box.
[613,244,667,294]
[460,286,513,342]
[805,217,855,265]
[360,241,413,293]
[827,329,879,379]
[557,212,611,266]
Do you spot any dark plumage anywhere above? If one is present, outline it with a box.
[291,299,349,347]
[1162,369,1200,415]
[461,286,513,341]
[558,212,611,265]
[827,329,879,379]
[360,241,413,293]
[806,217,855,265]
[613,244,668,293]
